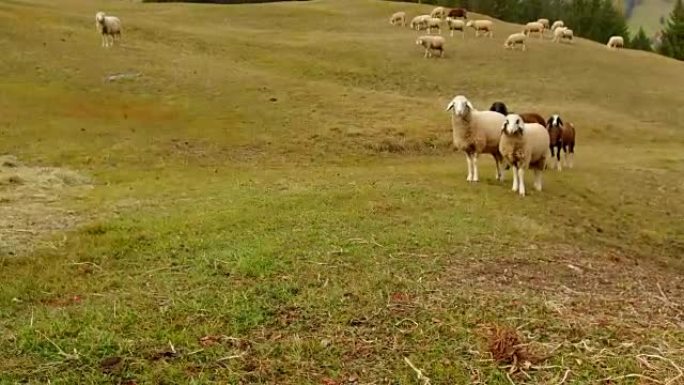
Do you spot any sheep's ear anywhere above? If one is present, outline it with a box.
[546,117,553,128]
[501,120,508,132]
[446,100,455,111]
[557,117,563,127]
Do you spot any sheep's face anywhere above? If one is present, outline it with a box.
[548,114,563,129]
[95,12,106,23]
[503,114,525,135]
[446,95,473,117]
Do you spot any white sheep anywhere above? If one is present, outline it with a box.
[425,17,442,35]
[410,15,431,30]
[553,27,573,43]
[504,32,527,51]
[523,21,544,38]
[445,95,506,183]
[430,6,447,19]
[466,20,494,38]
[95,11,122,48]
[390,11,406,27]
[416,35,445,58]
[551,20,565,32]
[499,114,549,196]
[537,18,550,31]
[446,18,465,38]
[607,35,624,49]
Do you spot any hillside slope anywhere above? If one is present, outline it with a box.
[628,0,673,34]
[0,0,683,384]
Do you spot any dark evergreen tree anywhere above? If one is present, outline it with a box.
[659,0,684,60]
[631,26,652,51]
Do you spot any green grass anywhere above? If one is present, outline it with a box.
[1,0,683,383]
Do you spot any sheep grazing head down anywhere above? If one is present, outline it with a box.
[502,114,525,135]
[446,95,474,117]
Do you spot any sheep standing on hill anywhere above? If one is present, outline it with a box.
[607,36,624,49]
[95,11,122,48]
[390,12,406,27]
[551,20,565,32]
[425,17,442,35]
[446,95,506,183]
[523,22,544,38]
[504,32,527,51]
[410,15,431,30]
[546,114,576,170]
[446,18,465,37]
[553,27,574,43]
[448,8,468,19]
[466,20,494,38]
[537,18,550,32]
[499,114,549,196]
[416,35,445,58]
[431,6,447,19]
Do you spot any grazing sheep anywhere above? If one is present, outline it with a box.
[499,114,549,196]
[466,19,494,38]
[607,35,624,49]
[416,35,445,58]
[446,18,465,38]
[489,102,509,116]
[390,11,406,27]
[537,18,550,31]
[425,17,442,35]
[523,22,544,38]
[448,8,468,19]
[95,11,122,48]
[410,15,431,30]
[519,113,546,125]
[431,6,447,19]
[504,32,527,50]
[546,114,576,170]
[553,27,574,43]
[446,95,506,183]
[551,20,565,32]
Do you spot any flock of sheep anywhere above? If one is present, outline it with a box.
[390,6,625,57]
[446,96,576,197]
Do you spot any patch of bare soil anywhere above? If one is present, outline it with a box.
[0,155,91,256]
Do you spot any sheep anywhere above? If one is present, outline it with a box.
[445,95,506,183]
[431,6,447,19]
[546,114,576,170]
[523,21,544,38]
[410,15,431,30]
[489,102,509,116]
[416,35,445,58]
[448,8,468,19]
[551,20,565,32]
[95,11,122,48]
[499,114,549,196]
[390,11,406,27]
[425,17,442,35]
[504,32,527,51]
[519,113,546,125]
[446,18,465,38]
[466,20,494,38]
[607,35,624,49]
[537,18,550,31]
[553,27,574,43]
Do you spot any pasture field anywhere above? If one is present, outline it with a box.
[1,0,683,383]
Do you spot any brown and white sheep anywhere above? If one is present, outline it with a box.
[546,114,576,170]
[499,114,549,196]
[448,8,468,19]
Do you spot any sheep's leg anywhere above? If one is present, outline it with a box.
[101,34,106,47]
[451,29,454,37]
[471,154,479,182]
[533,169,543,191]
[511,166,519,192]
[465,154,473,182]
[517,168,526,196]
[494,156,503,181]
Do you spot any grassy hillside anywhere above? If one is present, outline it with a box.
[1,0,683,383]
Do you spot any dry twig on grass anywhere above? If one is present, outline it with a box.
[404,357,431,385]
